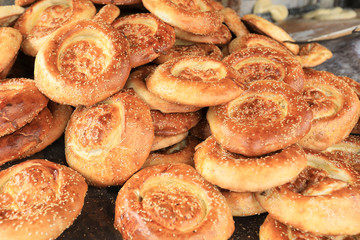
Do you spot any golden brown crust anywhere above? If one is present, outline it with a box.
[298,69,360,150]
[112,13,175,68]
[0,108,52,166]
[174,24,232,45]
[155,43,223,64]
[146,56,245,107]
[322,135,360,172]
[0,28,22,79]
[65,89,154,187]
[15,0,37,6]
[221,190,266,217]
[242,14,299,54]
[0,6,25,27]
[194,136,308,192]
[114,163,234,240]
[228,33,292,55]
[142,0,223,35]
[125,65,201,113]
[142,135,201,168]
[220,7,250,37]
[34,19,131,106]
[19,102,73,159]
[93,4,120,25]
[90,0,141,5]
[223,46,304,91]
[189,114,212,140]
[260,215,360,240]
[338,76,360,134]
[151,131,188,151]
[151,110,201,135]
[14,0,96,56]
[256,150,360,235]
[296,43,333,68]
[0,159,87,240]
[207,80,313,156]
[0,78,49,137]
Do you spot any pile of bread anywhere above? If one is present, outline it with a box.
[1,0,360,239]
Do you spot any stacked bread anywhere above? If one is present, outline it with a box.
[1,0,360,239]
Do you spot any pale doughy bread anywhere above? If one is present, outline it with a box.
[0,28,22,79]
[34,19,131,106]
[65,89,154,187]
[114,163,234,239]
[194,136,308,192]
[298,69,360,150]
[112,13,175,68]
[207,80,313,156]
[256,150,360,235]
[142,0,223,35]
[0,78,49,137]
[125,65,201,113]
[14,0,96,56]
[0,159,87,240]
[146,56,245,107]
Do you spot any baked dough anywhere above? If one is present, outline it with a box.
[207,80,313,156]
[298,69,360,150]
[194,136,307,192]
[142,135,200,168]
[14,0,96,56]
[242,14,299,54]
[65,89,154,187]
[221,190,266,217]
[142,0,223,35]
[0,5,24,27]
[114,163,234,239]
[174,24,232,45]
[220,8,249,37]
[146,56,245,107]
[151,110,201,136]
[155,43,223,64]
[151,131,188,151]
[93,4,120,25]
[296,42,333,68]
[0,159,87,240]
[223,46,304,91]
[259,215,360,240]
[228,33,292,55]
[112,13,175,68]
[35,19,131,106]
[0,27,22,79]
[256,149,360,235]
[0,78,48,137]
[125,65,201,113]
